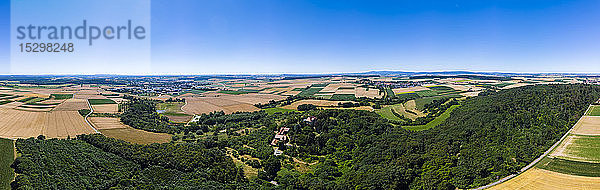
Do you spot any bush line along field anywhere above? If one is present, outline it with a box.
[10,84,600,189]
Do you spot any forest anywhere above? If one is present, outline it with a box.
[10,84,600,189]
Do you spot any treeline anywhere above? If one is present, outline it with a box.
[120,97,183,134]
[12,135,257,189]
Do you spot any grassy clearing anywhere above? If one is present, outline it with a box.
[51,94,73,100]
[585,105,600,116]
[376,105,403,121]
[264,107,297,115]
[88,99,117,105]
[403,105,460,131]
[0,138,14,190]
[537,157,600,177]
[157,102,184,113]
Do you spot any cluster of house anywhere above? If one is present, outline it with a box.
[271,116,317,156]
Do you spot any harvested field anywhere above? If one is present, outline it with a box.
[182,99,225,114]
[100,128,171,144]
[0,102,23,109]
[92,104,119,113]
[355,87,382,98]
[392,86,430,94]
[89,117,128,130]
[53,99,88,111]
[489,168,600,190]
[0,109,95,139]
[571,116,600,136]
[221,93,286,105]
[182,97,260,115]
[281,99,356,110]
[14,107,53,112]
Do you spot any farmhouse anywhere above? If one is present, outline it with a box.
[271,127,291,146]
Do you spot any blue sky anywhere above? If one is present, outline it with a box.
[3,0,600,74]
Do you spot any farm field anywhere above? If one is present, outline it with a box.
[182,93,285,115]
[90,117,171,144]
[53,99,88,111]
[92,104,119,113]
[51,93,73,100]
[263,107,297,115]
[0,138,14,190]
[0,109,95,139]
[586,105,600,116]
[488,168,600,190]
[376,103,426,121]
[571,116,600,135]
[88,99,117,105]
[550,135,600,163]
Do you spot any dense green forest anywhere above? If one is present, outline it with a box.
[10,84,600,189]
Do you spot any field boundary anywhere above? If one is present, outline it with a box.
[85,99,100,134]
[474,105,592,190]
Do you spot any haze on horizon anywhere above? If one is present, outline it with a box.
[1,0,600,74]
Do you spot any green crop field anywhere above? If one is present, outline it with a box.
[586,105,600,116]
[88,99,117,105]
[537,157,600,177]
[264,107,297,115]
[330,94,356,101]
[297,87,324,98]
[51,94,73,100]
[415,90,438,97]
[0,138,14,190]
[310,83,329,87]
[557,135,600,163]
[403,105,460,131]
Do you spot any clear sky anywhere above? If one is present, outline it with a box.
[3,0,600,74]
